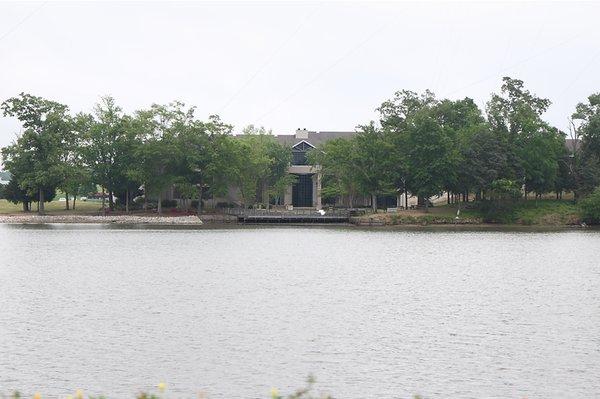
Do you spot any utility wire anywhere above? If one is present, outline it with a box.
[255,22,389,124]
[217,4,322,114]
[0,1,47,44]
[443,30,590,97]
[558,47,600,97]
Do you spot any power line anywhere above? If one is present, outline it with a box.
[0,2,47,45]
[442,29,590,98]
[558,47,600,97]
[255,22,389,124]
[217,3,322,115]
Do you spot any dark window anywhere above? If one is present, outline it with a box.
[292,174,313,207]
[292,151,308,165]
[291,141,314,165]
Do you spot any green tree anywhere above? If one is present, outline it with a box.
[403,109,455,212]
[486,77,563,198]
[309,137,360,207]
[353,123,393,211]
[80,97,138,211]
[175,115,233,215]
[571,93,600,197]
[1,93,70,214]
[230,126,293,208]
[129,103,188,214]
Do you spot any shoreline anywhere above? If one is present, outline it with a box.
[0,213,591,230]
[0,214,206,225]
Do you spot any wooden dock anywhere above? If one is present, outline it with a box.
[226,209,350,224]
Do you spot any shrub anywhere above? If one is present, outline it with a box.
[478,200,516,223]
[580,186,600,224]
[489,178,522,201]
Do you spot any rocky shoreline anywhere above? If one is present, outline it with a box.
[0,214,207,225]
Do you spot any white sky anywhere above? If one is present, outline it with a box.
[1,1,599,149]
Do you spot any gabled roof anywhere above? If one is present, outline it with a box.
[276,131,357,148]
[292,140,315,151]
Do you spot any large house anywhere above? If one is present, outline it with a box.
[196,128,362,209]
[167,128,405,210]
[276,128,356,209]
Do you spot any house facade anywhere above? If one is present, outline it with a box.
[276,129,356,209]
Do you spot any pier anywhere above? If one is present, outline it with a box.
[226,208,351,224]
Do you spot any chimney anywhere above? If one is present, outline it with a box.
[295,128,308,139]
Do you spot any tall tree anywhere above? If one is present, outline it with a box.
[403,108,455,211]
[81,97,137,211]
[486,77,563,197]
[1,93,70,214]
[571,93,600,197]
[353,123,393,211]
[309,137,360,207]
[176,115,233,215]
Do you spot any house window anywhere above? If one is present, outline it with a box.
[291,141,314,165]
[292,174,313,207]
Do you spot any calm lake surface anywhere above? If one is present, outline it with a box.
[0,225,599,398]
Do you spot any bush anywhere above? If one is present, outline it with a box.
[478,200,516,224]
[160,199,178,208]
[580,186,600,224]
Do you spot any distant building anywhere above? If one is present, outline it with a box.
[276,129,356,208]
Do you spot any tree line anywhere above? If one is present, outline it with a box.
[312,77,600,211]
[0,95,293,214]
[1,76,600,215]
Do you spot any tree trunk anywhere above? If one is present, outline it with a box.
[22,201,28,212]
[102,187,106,215]
[371,193,377,212]
[65,192,70,210]
[447,192,450,204]
[263,181,269,210]
[143,186,148,212]
[38,189,45,215]
[126,188,130,213]
[157,191,162,215]
[424,197,429,213]
[73,195,77,210]
[404,188,408,209]
[197,185,203,216]
[108,190,114,211]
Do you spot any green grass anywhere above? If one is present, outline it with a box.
[511,199,579,225]
[435,199,579,225]
[0,199,104,215]
[367,199,581,226]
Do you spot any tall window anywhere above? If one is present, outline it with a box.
[292,141,314,165]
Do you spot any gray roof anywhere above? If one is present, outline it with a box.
[275,131,357,147]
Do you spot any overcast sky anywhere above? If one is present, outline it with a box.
[1,1,599,149]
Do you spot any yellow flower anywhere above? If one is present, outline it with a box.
[33,393,41,399]
[158,382,166,392]
[270,387,279,399]
[75,389,84,399]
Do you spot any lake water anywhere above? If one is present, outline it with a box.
[0,224,599,398]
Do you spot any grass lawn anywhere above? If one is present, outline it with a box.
[0,199,105,215]
[362,199,581,226]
